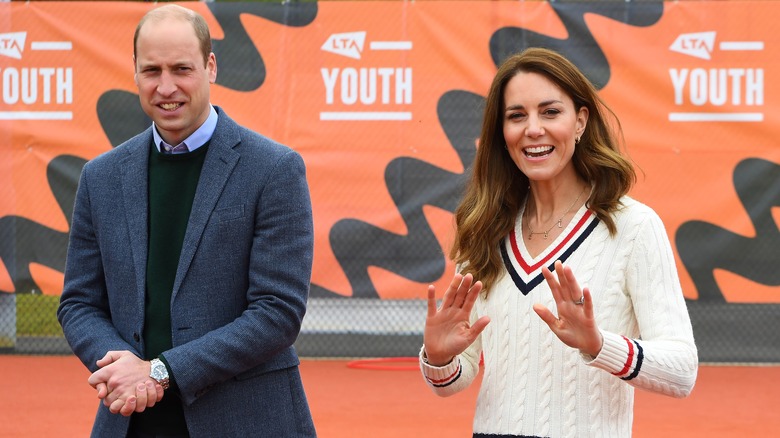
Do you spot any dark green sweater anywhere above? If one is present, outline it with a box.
[136,141,209,435]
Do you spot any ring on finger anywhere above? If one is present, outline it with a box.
[574,296,585,305]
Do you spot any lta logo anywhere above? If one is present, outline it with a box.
[0,32,26,59]
[321,32,366,60]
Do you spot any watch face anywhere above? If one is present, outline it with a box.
[149,359,170,390]
[151,361,167,379]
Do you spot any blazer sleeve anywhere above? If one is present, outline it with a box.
[57,161,138,371]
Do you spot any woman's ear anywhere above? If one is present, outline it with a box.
[576,106,589,137]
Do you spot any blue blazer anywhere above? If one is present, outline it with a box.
[58,107,316,437]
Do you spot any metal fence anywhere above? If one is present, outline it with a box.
[3,291,779,363]
[0,293,428,358]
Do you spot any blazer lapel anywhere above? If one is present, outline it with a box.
[119,133,151,308]
[171,112,240,300]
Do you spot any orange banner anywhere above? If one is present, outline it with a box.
[1,1,778,306]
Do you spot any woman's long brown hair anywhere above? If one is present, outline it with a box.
[450,47,636,293]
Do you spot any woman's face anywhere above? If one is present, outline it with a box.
[502,71,588,184]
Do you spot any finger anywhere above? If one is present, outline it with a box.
[87,369,106,388]
[560,264,583,303]
[95,382,108,399]
[95,352,110,368]
[96,351,119,368]
[119,396,136,417]
[153,383,164,402]
[582,287,594,319]
[541,265,563,304]
[452,273,473,308]
[143,381,157,407]
[532,303,559,328]
[426,284,438,318]
[109,397,126,415]
[105,391,119,408]
[469,315,491,338]
[461,280,483,312]
[440,273,463,309]
[103,385,114,408]
[555,261,575,302]
[557,262,573,301]
[134,383,148,412]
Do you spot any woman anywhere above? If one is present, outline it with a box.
[420,47,698,437]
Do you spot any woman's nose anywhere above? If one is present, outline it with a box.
[525,115,544,137]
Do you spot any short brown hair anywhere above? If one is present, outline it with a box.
[133,4,212,67]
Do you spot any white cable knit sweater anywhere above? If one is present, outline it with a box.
[420,197,698,437]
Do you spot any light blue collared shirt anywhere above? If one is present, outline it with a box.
[153,105,218,154]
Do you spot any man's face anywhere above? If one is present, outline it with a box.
[134,17,216,146]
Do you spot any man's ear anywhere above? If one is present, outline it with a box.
[208,52,217,84]
[133,56,139,86]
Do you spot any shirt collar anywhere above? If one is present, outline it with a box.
[153,105,218,153]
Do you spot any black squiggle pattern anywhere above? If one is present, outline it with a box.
[0,155,84,293]
[208,3,318,91]
[0,4,318,293]
[97,90,151,148]
[310,91,482,298]
[313,1,664,298]
[677,158,780,302]
[491,1,663,88]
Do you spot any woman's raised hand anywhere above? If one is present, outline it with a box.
[423,273,491,366]
[534,260,603,357]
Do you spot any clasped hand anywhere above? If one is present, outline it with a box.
[87,350,164,416]
[424,260,603,364]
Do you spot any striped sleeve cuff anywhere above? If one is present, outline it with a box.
[583,331,644,381]
[419,346,462,388]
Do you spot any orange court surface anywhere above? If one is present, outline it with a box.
[1,355,777,437]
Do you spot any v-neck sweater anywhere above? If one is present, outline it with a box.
[139,141,209,435]
[420,197,698,438]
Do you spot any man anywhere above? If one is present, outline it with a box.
[57,5,316,437]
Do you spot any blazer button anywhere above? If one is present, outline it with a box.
[133,332,141,342]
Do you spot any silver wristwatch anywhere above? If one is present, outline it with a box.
[149,358,170,390]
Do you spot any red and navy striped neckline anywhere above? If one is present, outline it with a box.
[500,208,599,295]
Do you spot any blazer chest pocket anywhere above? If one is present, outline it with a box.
[216,204,247,244]
[216,204,244,223]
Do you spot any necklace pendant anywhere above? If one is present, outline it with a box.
[543,231,549,239]
[557,219,563,228]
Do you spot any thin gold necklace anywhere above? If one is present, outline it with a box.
[525,186,587,240]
